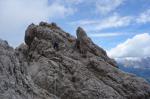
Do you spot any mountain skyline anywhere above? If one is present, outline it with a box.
[0,1,150,98]
[0,21,150,99]
[116,57,150,69]
[117,57,150,83]
[0,0,150,61]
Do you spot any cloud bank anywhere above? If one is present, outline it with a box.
[108,33,150,58]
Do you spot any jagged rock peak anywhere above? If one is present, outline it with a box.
[1,22,150,99]
[0,39,8,46]
[0,38,13,50]
[24,22,120,68]
[76,27,87,38]
[24,23,37,46]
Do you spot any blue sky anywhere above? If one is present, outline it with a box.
[0,0,150,58]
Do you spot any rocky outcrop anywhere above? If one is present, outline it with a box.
[76,27,117,67]
[0,22,150,99]
[0,39,59,99]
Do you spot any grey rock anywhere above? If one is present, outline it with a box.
[0,40,59,99]
[76,27,117,67]
[24,24,37,46]
[0,22,150,99]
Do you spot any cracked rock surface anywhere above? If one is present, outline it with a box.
[0,22,150,99]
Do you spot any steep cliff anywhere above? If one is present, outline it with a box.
[0,22,150,99]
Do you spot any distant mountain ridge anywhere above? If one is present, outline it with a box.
[117,57,150,83]
[116,57,150,69]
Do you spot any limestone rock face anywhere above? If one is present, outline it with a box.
[76,27,117,67]
[0,39,59,99]
[0,22,150,99]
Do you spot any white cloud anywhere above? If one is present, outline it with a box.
[70,19,98,26]
[136,9,150,24]
[108,33,150,58]
[93,14,132,31]
[71,8,150,32]
[89,32,124,37]
[0,0,75,46]
[71,14,133,31]
[96,0,125,15]
[63,0,84,5]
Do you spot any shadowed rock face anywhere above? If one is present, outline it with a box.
[0,22,150,99]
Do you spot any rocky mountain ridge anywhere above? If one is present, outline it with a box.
[117,57,150,83]
[117,57,150,69]
[0,22,150,99]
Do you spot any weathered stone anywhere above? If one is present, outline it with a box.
[0,22,150,99]
[24,24,37,46]
[0,39,59,99]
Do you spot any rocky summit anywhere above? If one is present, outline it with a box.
[0,22,150,99]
